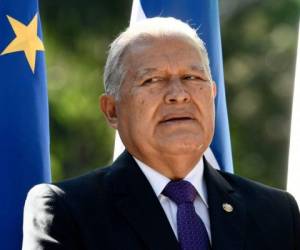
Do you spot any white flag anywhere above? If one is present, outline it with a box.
[287,21,300,205]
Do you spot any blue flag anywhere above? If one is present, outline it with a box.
[0,0,51,249]
[130,0,233,172]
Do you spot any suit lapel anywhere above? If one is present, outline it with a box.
[108,151,180,250]
[204,159,246,250]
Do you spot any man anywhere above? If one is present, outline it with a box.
[22,17,300,250]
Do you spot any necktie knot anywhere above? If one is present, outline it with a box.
[162,180,197,205]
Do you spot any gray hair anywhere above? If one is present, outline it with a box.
[103,17,211,98]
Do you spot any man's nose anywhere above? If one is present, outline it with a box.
[165,77,191,104]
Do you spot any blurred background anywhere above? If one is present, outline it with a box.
[39,0,299,189]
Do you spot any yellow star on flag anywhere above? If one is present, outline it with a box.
[0,13,45,73]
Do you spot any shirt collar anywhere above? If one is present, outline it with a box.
[133,157,208,207]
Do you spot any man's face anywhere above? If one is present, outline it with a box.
[102,36,216,163]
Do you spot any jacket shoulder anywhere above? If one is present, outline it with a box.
[218,171,300,248]
[25,166,114,220]
[218,170,299,215]
[55,166,112,193]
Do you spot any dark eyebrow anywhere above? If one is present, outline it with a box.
[188,64,206,72]
[135,65,207,80]
[136,68,159,79]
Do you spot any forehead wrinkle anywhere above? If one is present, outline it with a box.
[160,48,205,71]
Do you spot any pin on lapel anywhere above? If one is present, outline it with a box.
[222,203,233,213]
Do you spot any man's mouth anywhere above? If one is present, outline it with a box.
[160,114,195,124]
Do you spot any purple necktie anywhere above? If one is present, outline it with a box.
[162,180,210,250]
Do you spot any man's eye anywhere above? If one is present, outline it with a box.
[183,75,198,81]
[143,77,162,84]
[183,75,208,82]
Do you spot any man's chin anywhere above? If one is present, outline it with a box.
[156,139,205,155]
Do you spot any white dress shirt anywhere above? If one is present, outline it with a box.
[134,157,211,241]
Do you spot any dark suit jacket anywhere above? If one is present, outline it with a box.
[22,151,300,250]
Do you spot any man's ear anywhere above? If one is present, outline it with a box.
[212,81,217,98]
[99,94,118,129]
